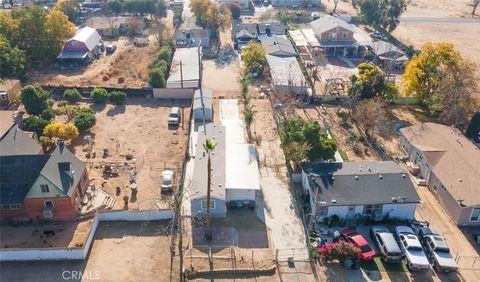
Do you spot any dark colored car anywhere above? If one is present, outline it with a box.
[341,228,376,262]
[106,44,117,54]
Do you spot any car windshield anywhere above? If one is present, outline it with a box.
[408,246,423,251]
[435,247,450,253]
[169,113,178,118]
[360,244,372,253]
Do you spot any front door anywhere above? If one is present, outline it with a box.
[346,205,356,219]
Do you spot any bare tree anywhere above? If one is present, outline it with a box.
[353,98,387,138]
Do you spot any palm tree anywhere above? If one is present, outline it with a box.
[243,105,256,142]
[203,138,217,240]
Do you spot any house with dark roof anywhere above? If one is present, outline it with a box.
[57,27,102,62]
[262,36,296,57]
[0,126,42,156]
[0,141,89,221]
[232,20,285,49]
[370,40,408,69]
[302,161,420,223]
[400,123,480,226]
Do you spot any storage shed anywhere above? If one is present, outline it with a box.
[193,89,213,121]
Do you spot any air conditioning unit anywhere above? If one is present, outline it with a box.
[43,209,53,218]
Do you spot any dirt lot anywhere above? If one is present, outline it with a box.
[0,220,177,282]
[0,219,92,248]
[70,97,191,211]
[202,58,242,97]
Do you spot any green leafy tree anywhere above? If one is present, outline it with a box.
[63,89,81,103]
[348,63,398,100]
[41,108,56,121]
[74,108,96,133]
[21,85,51,115]
[157,46,173,62]
[241,41,268,75]
[353,0,407,31]
[54,0,80,21]
[190,0,212,25]
[23,116,50,136]
[283,141,311,168]
[148,68,166,88]
[90,88,108,103]
[0,35,26,79]
[109,91,127,105]
[203,139,218,241]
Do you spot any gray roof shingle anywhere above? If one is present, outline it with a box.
[303,161,420,206]
[0,126,42,156]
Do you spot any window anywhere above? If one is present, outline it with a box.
[373,204,382,214]
[317,205,328,216]
[40,184,50,193]
[329,33,336,39]
[364,205,373,214]
[2,204,21,210]
[470,208,480,222]
[44,201,54,208]
[342,32,348,39]
[201,200,215,210]
[0,93,7,100]
[71,40,78,47]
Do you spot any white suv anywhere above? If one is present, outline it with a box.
[168,107,181,126]
[395,226,430,271]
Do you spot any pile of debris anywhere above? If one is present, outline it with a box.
[80,185,116,215]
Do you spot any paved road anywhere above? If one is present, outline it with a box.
[400,16,480,24]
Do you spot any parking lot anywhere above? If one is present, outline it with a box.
[71,97,191,211]
[314,224,463,282]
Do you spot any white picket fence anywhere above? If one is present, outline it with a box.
[0,209,174,261]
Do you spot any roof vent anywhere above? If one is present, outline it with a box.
[459,179,463,182]
[368,166,372,172]
[355,176,359,180]
[379,175,382,179]
[402,174,406,178]
[331,199,337,204]
[331,176,335,181]
[352,172,356,175]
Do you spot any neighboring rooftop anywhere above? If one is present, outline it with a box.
[304,161,420,206]
[166,48,201,88]
[193,88,213,111]
[310,15,354,36]
[0,154,50,205]
[225,143,260,191]
[262,35,296,56]
[233,20,285,38]
[370,40,408,61]
[267,55,306,89]
[191,123,226,200]
[68,27,102,51]
[0,126,41,156]
[0,110,23,138]
[400,123,480,206]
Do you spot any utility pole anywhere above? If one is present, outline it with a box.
[180,61,183,88]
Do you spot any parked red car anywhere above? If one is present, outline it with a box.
[341,228,376,262]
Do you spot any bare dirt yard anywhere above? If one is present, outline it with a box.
[0,219,92,248]
[27,15,175,88]
[202,58,242,97]
[70,97,191,211]
[0,220,177,282]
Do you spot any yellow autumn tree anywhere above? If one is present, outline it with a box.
[43,122,79,141]
[45,9,76,56]
[402,42,462,100]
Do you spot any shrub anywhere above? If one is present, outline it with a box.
[74,109,96,133]
[23,116,49,136]
[41,108,56,121]
[90,88,108,103]
[20,85,51,115]
[148,68,166,88]
[109,91,127,105]
[157,46,172,62]
[63,89,81,103]
[118,77,125,84]
[58,100,70,107]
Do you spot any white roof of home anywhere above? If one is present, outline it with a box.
[219,99,240,120]
[219,99,245,144]
[68,27,102,51]
[167,48,201,88]
[225,143,260,190]
[351,25,373,47]
[267,55,306,88]
[193,88,213,110]
[310,15,354,35]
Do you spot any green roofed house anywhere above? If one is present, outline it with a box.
[0,139,89,221]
